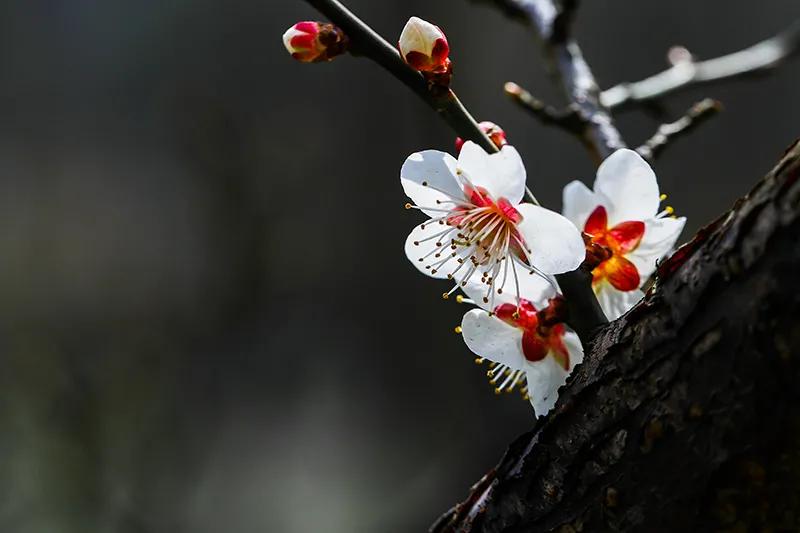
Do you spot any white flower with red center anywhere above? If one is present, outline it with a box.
[402,141,586,307]
[398,17,450,73]
[562,149,686,319]
[459,273,583,417]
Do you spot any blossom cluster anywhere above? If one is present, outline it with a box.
[402,134,685,416]
[283,14,686,418]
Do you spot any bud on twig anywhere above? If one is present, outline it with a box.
[283,21,348,63]
[456,121,508,154]
[398,16,452,84]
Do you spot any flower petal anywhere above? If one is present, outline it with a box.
[461,268,556,312]
[516,204,586,275]
[603,256,640,291]
[401,150,462,218]
[627,216,686,278]
[584,205,608,236]
[404,222,457,280]
[461,309,526,371]
[595,286,645,320]
[562,330,584,371]
[457,142,526,204]
[562,179,604,229]
[399,16,444,58]
[595,149,660,225]
[609,220,645,254]
[525,356,569,418]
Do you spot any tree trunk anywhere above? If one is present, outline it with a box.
[432,140,800,532]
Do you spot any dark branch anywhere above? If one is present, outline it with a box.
[303,0,498,153]
[636,98,723,162]
[482,0,626,160]
[433,139,800,532]
[602,20,800,110]
[551,0,579,44]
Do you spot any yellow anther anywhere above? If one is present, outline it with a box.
[474,357,485,365]
[456,295,464,304]
[665,206,675,215]
[660,193,668,201]
[454,326,462,334]
[494,388,502,395]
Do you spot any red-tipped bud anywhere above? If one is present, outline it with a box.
[398,17,450,73]
[456,121,508,154]
[283,21,348,63]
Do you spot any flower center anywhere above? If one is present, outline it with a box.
[493,300,570,369]
[408,183,541,308]
[583,205,644,292]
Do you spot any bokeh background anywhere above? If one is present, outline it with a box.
[0,1,797,531]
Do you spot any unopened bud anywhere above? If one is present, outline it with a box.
[456,121,508,154]
[398,17,450,73]
[283,21,348,63]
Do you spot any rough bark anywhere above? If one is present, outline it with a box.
[432,139,800,532]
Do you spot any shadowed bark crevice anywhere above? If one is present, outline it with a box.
[432,139,800,532]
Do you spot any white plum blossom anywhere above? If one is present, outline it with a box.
[562,149,686,319]
[459,270,583,417]
[402,141,586,308]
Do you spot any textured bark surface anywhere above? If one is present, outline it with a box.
[432,140,800,532]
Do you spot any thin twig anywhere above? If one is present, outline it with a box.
[636,99,723,162]
[485,0,627,161]
[303,0,498,154]
[602,20,800,110]
[504,81,586,136]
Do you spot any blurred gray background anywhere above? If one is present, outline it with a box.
[0,1,797,532]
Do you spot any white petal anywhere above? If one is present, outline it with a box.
[401,150,463,218]
[461,309,526,371]
[461,268,556,311]
[399,16,443,58]
[562,180,604,230]
[562,330,584,371]
[282,27,303,54]
[456,142,526,204]
[627,217,686,279]
[595,286,645,320]
[404,222,458,280]
[525,356,569,418]
[516,204,586,275]
[595,149,660,226]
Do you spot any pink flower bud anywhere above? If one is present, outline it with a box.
[456,122,508,154]
[398,17,450,73]
[283,21,348,63]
